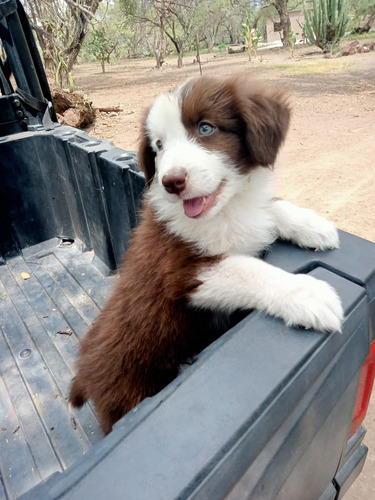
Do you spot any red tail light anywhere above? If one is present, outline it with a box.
[349,340,375,438]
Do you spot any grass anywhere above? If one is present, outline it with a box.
[274,58,351,75]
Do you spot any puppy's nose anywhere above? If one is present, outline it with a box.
[162,169,187,195]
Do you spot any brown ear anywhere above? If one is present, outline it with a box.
[235,78,291,167]
[137,122,156,186]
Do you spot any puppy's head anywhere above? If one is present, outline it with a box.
[138,74,290,220]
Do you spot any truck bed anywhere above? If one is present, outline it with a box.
[0,240,113,499]
[0,128,374,500]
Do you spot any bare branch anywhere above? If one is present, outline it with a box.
[64,0,98,21]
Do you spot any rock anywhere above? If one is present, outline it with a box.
[329,41,375,59]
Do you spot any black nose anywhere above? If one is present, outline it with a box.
[162,169,187,195]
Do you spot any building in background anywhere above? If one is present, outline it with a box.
[265,10,306,44]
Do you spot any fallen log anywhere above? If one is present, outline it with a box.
[51,87,95,128]
[98,106,123,113]
[228,45,246,54]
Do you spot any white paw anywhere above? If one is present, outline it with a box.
[279,274,343,333]
[294,211,339,251]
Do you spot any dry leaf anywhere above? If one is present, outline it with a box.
[71,416,77,430]
[21,272,30,280]
[57,329,73,336]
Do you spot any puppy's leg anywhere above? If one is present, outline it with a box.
[190,256,343,333]
[271,199,339,250]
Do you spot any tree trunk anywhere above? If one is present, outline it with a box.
[177,48,183,68]
[225,25,234,44]
[154,31,165,69]
[32,24,55,83]
[67,43,83,73]
[207,37,215,52]
[26,0,103,88]
[207,25,219,52]
[43,38,56,83]
[167,35,184,68]
[154,1,166,69]
[66,1,101,72]
[195,34,202,76]
[272,0,290,50]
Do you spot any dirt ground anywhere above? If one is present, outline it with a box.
[72,42,375,498]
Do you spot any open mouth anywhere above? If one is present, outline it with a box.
[183,181,225,219]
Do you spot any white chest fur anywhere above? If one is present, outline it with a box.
[149,167,278,257]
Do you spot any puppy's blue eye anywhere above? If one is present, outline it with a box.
[198,123,215,136]
[156,139,163,151]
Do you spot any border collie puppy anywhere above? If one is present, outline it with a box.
[70,75,343,435]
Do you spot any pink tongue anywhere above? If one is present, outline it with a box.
[183,197,205,218]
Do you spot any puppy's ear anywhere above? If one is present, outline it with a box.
[236,79,291,167]
[138,120,156,186]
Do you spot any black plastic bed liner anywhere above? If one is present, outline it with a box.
[1,232,375,500]
[0,239,114,499]
[0,125,143,500]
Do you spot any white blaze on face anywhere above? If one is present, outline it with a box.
[146,92,187,148]
[145,90,239,220]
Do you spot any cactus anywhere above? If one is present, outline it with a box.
[304,0,350,53]
[288,28,297,57]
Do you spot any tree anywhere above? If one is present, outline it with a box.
[147,0,168,69]
[270,0,291,49]
[105,1,154,60]
[194,0,236,51]
[304,0,350,53]
[223,0,250,44]
[120,0,200,68]
[248,1,291,49]
[119,0,167,67]
[90,27,117,72]
[162,0,198,68]
[22,0,104,87]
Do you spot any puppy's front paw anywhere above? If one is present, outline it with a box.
[280,275,343,333]
[294,212,339,251]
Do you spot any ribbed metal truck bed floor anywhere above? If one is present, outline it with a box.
[0,241,114,499]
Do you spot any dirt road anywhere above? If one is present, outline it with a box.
[73,42,375,498]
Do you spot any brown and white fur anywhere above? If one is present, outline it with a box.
[69,75,343,435]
